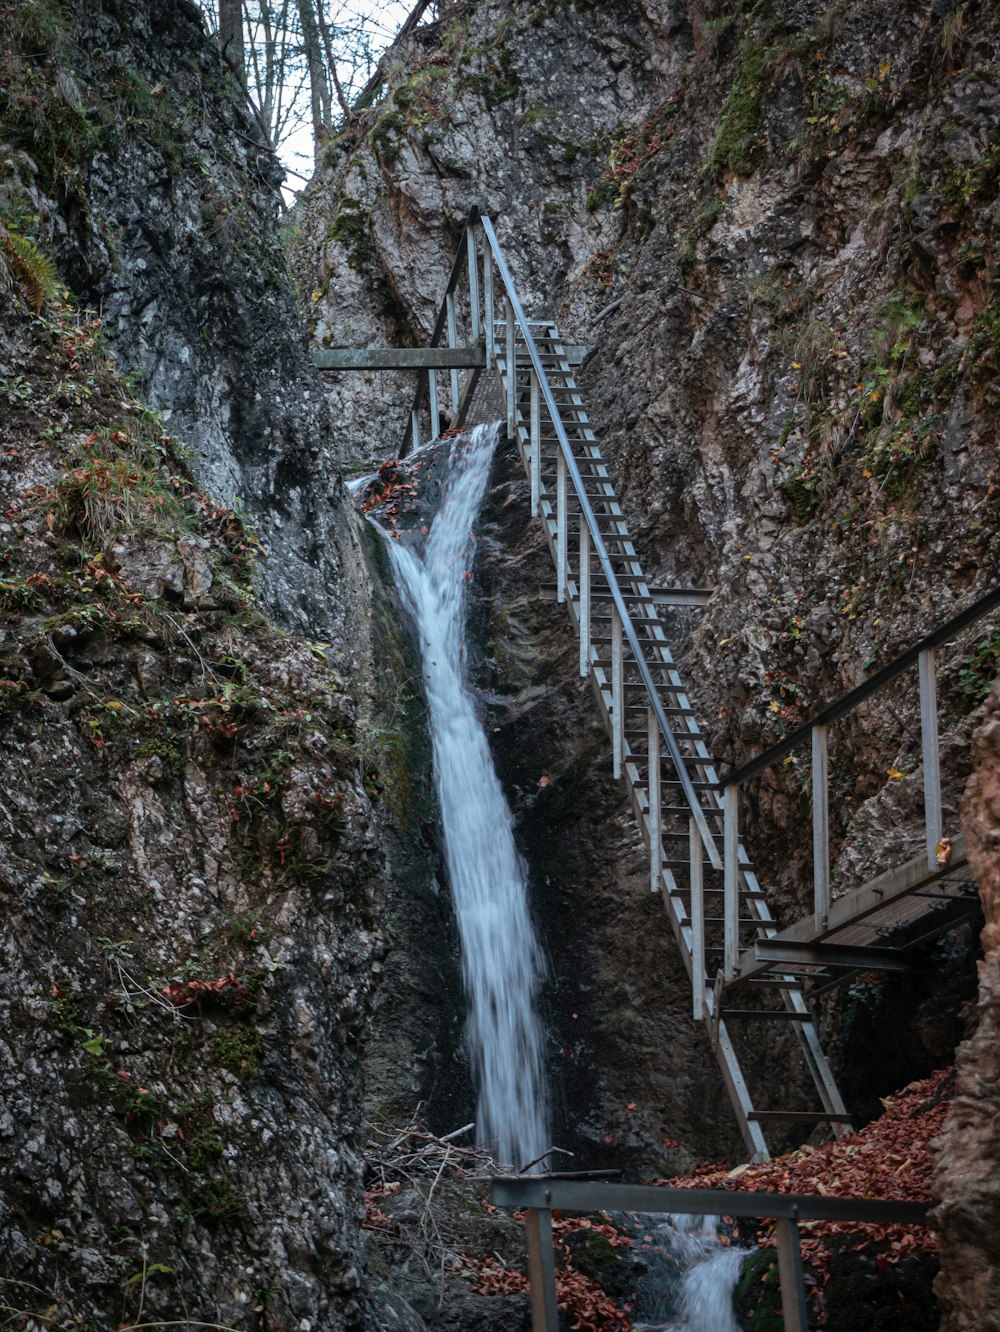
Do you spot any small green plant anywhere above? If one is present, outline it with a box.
[0,226,60,311]
[42,442,190,544]
[966,298,1000,394]
[326,199,372,274]
[940,3,966,64]
[370,107,404,162]
[214,1024,262,1079]
[953,625,1000,709]
[50,982,82,1035]
[711,32,771,176]
[79,1028,106,1058]
[781,463,820,520]
[942,147,1000,211]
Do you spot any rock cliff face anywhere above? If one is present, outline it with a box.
[0,1,386,1326]
[40,0,368,657]
[291,0,1000,1313]
[934,687,1000,1332]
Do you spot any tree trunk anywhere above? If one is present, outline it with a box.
[219,0,246,81]
[297,0,332,159]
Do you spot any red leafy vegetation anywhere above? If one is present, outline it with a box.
[359,455,429,533]
[468,1214,632,1332]
[161,972,248,1008]
[664,1066,953,1280]
[589,92,683,210]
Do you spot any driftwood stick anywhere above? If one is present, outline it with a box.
[517,1145,574,1174]
[440,1122,476,1143]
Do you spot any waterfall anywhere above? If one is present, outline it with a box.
[373,422,549,1169]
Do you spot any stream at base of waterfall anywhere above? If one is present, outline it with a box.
[366,422,549,1170]
[627,1215,748,1331]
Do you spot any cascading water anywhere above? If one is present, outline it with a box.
[369,421,549,1169]
[628,1214,748,1332]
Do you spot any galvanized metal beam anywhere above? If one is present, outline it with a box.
[648,706,661,895]
[312,346,485,370]
[724,787,739,981]
[774,1218,809,1332]
[466,223,481,346]
[754,940,914,971]
[579,523,591,677]
[690,818,705,1020]
[505,299,516,440]
[529,370,541,518]
[556,453,567,603]
[523,1209,559,1332]
[446,292,460,413]
[611,607,623,779]
[490,1178,930,1226]
[483,245,495,371]
[426,367,438,432]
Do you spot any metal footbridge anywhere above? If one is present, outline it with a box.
[316,207,991,1159]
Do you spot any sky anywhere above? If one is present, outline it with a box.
[206,0,416,199]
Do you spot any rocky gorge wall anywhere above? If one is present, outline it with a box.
[0,1,391,1326]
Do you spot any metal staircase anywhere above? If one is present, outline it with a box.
[317,206,993,1161]
[490,317,849,1159]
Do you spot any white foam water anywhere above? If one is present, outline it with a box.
[377,422,549,1169]
[629,1213,748,1332]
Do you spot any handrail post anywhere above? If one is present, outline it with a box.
[427,369,439,440]
[483,239,495,370]
[446,291,460,415]
[524,1208,559,1332]
[919,647,942,870]
[466,223,480,344]
[505,298,516,440]
[410,407,420,452]
[648,706,660,895]
[774,1216,809,1332]
[812,724,830,933]
[529,369,541,517]
[691,817,705,1019]
[724,785,739,981]
[611,608,623,780]
[556,452,567,603]
[579,521,591,676]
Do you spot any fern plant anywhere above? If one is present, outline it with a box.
[0,225,59,311]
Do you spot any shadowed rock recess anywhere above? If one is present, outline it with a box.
[2,0,1000,1327]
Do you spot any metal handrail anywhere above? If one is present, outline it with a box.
[475,213,723,867]
[719,583,1000,790]
[401,207,721,863]
[491,1175,930,1332]
[715,584,998,962]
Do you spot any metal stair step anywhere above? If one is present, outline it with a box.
[722,1009,812,1021]
[746,1112,855,1125]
